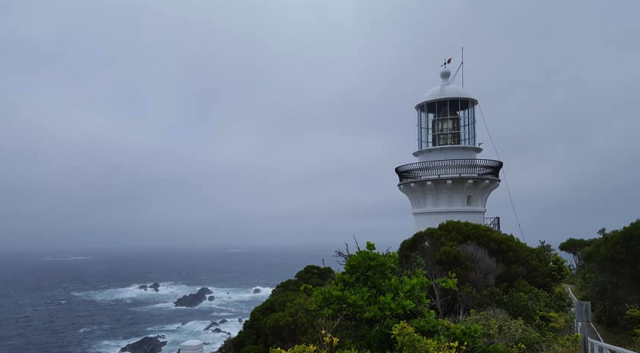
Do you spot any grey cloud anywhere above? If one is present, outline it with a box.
[1,1,639,252]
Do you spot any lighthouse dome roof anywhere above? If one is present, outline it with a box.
[416,69,477,107]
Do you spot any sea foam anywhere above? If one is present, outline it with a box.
[94,318,246,353]
[73,283,273,304]
[82,282,270,352]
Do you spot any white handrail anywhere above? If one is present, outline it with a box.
[568,286,637,353]
[588,338,637,353]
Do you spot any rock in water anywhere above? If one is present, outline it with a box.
[204,321,219,331]
[174,287,214,308]
[208,295,215,301]
[119,335,167,353]
[253,288,261,294]
[138,283,160,292]
[174,293,203,308]
[219,319,228,324]
[149,282,160,292]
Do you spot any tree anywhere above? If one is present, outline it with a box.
[399,221,569,294]
[233,265,335,353]
[459,242,503,289]
[558,237,593,268]
[313,242,431,352]
[398,221,570,321]
[576,220,640,328]
[233,223,577,353]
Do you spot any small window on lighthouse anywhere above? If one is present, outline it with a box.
[467,195,474,206]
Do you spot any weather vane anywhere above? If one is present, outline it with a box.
[441,57,452,69]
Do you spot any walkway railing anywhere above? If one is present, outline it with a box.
[569,287,637,353]
[395,159,502,183]
[587,337,637,353]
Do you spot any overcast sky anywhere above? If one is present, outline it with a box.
[1,1,639,253]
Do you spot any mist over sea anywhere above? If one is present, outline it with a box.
[0,247,335,353]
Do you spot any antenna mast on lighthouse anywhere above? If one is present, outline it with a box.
[450,47,465,86]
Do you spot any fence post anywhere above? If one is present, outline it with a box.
[576,301,591,353]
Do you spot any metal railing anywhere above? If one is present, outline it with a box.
[484,217,501,231]
[587,337,636,353]
[395,159,503,183]
[569,287,637,353]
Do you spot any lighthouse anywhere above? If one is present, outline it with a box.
[395,68,503,233]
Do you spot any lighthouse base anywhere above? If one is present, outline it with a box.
[398,178,500,234]
[411,208,485,233]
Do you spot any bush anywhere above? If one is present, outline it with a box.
[233,265,334,353]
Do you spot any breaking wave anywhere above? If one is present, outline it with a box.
[75,282,271,352]
[73,283,272,308]
[92,316,248,352]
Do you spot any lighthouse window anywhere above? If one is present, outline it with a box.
[427,106,435,147]
[432,100,461,146]
[417,99,476,149]
[419,109,429,150]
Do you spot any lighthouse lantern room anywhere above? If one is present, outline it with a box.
[395,68,503,233]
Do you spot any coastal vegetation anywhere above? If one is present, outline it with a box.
[227,221,578,353]
[559,219,640,350]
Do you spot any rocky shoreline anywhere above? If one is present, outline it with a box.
[118,286,266,352]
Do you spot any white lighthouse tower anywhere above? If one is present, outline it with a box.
[395,68,503,233]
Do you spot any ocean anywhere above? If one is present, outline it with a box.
[0,248,334,353]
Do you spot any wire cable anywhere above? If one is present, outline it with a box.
[450,62,462,85]
[478,104,527,243]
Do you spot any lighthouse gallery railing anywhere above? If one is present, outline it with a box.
[395,159,503,183]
